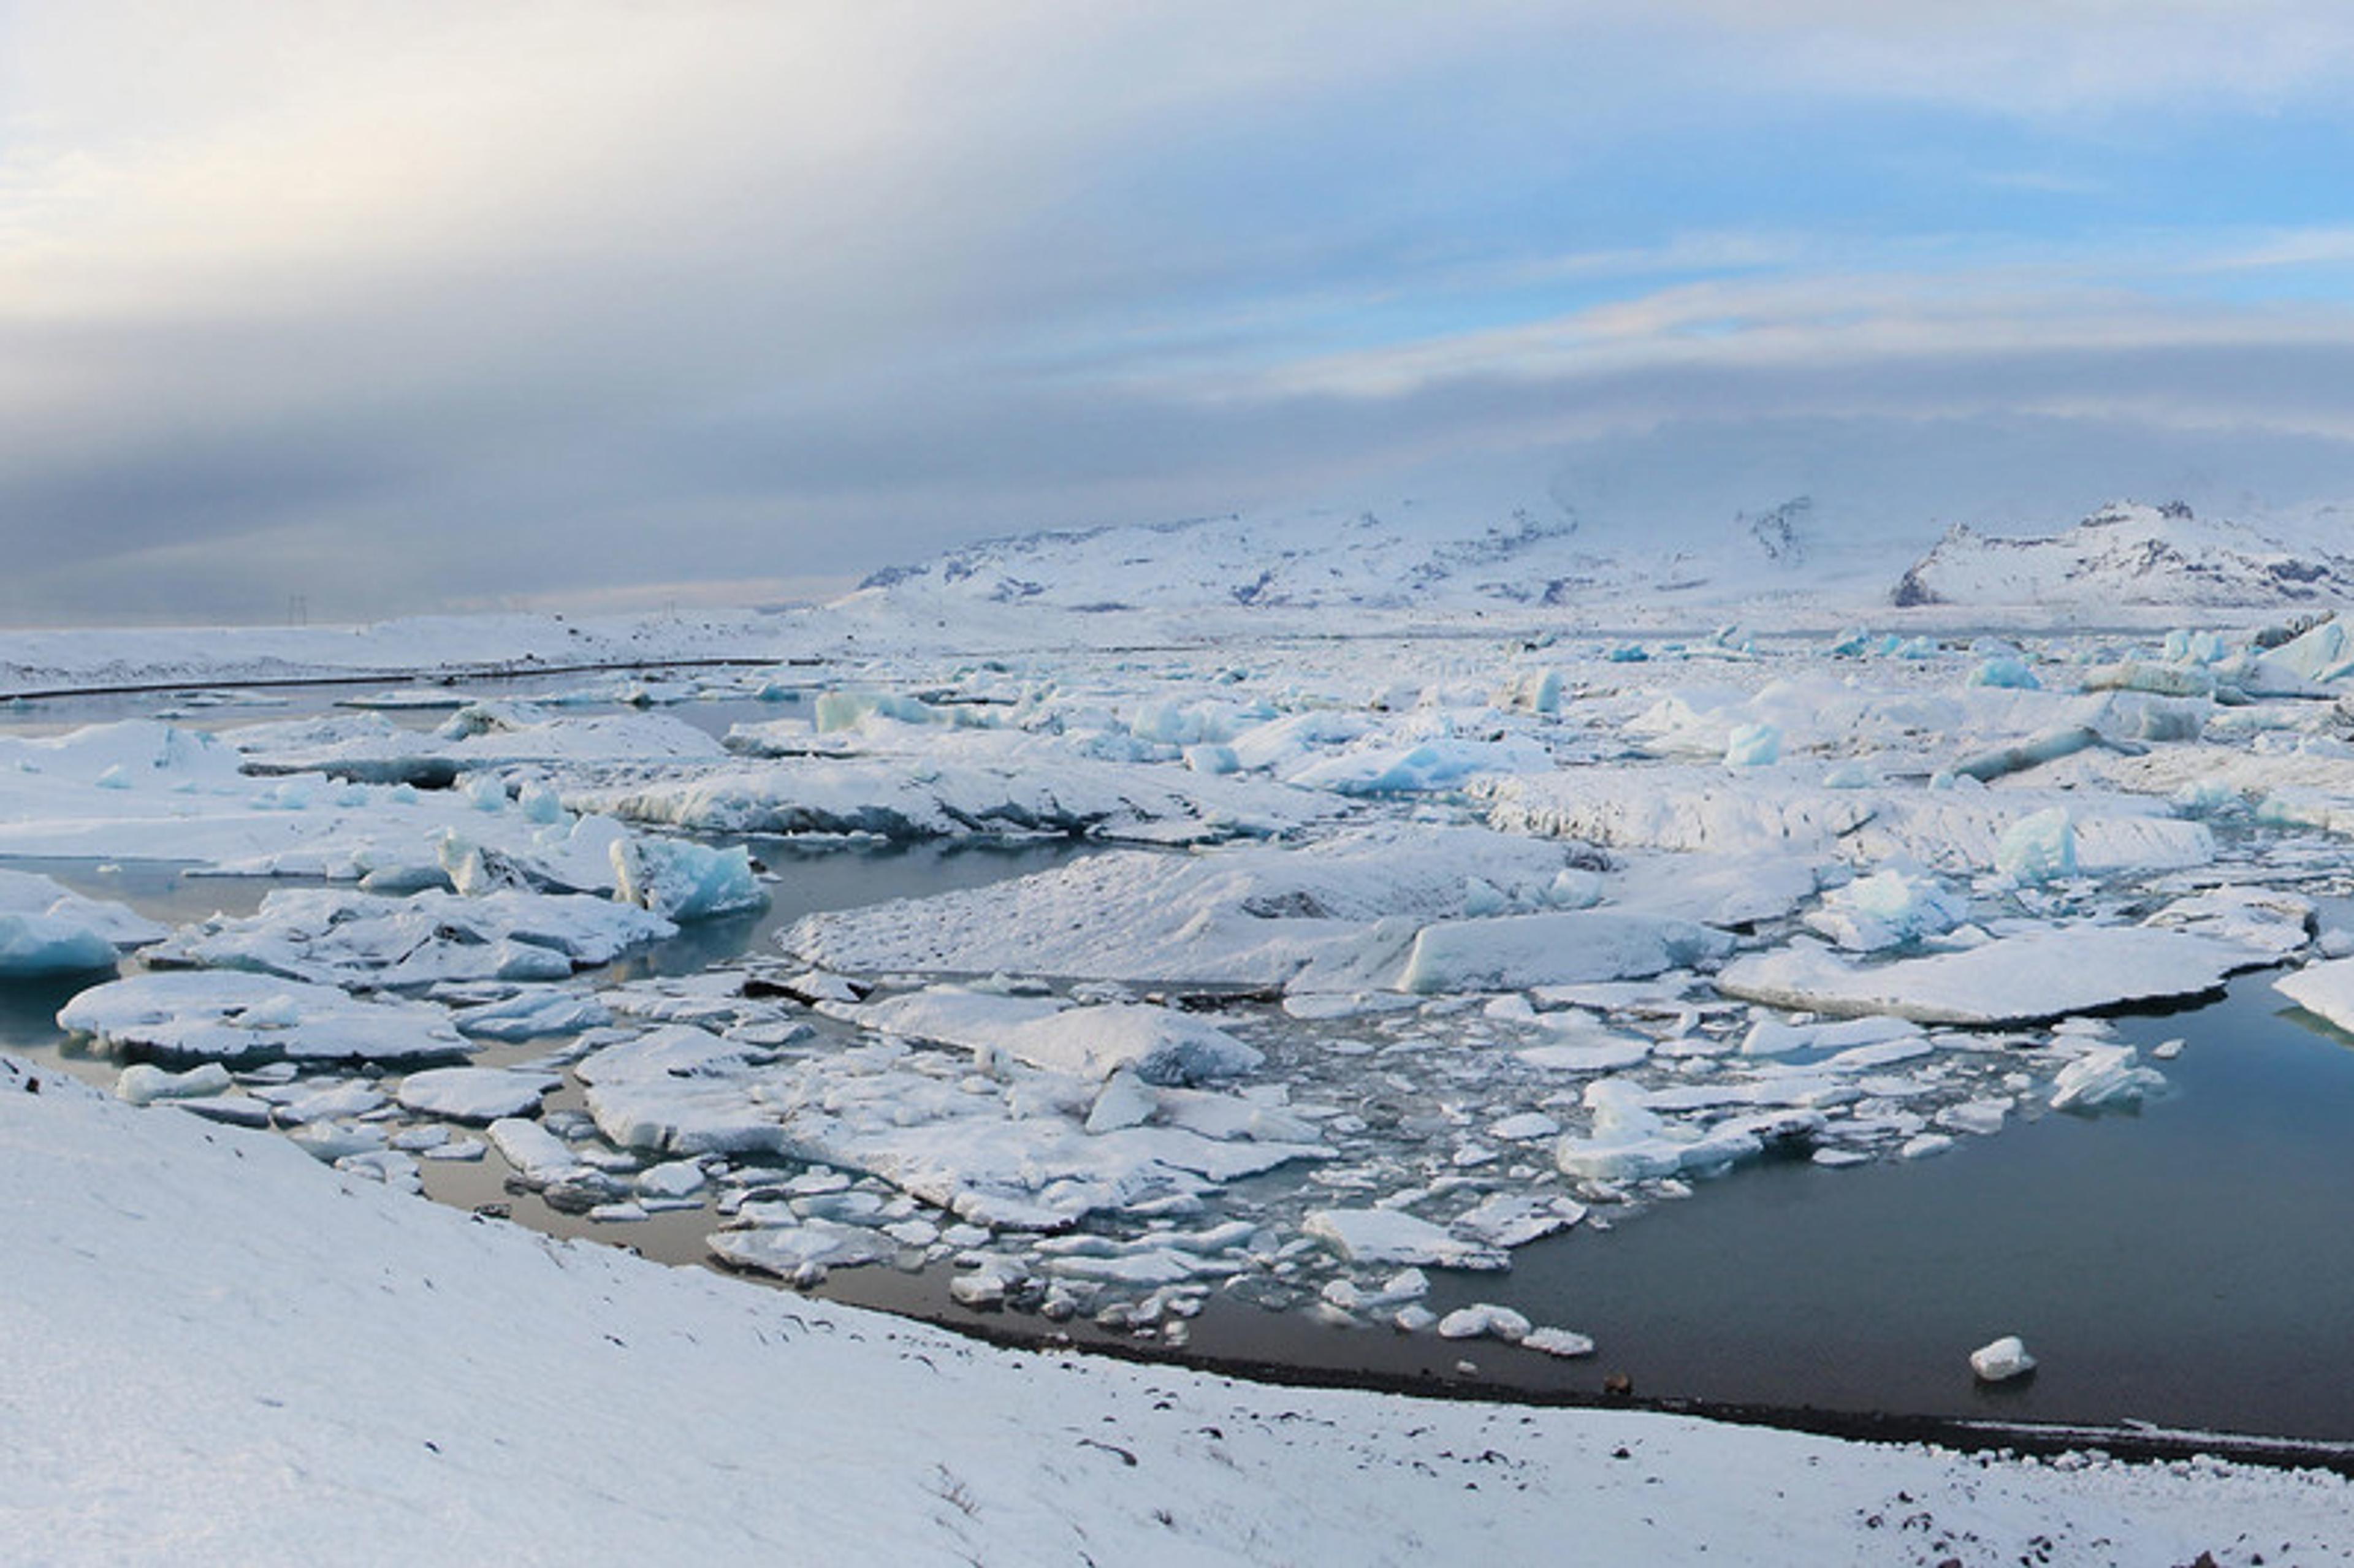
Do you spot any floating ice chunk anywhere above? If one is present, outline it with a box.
[1436,1304,1530,1342]
[2275,954,2354,1032]
[288,1120,386,1162]
[0,869,166,975]
[1970,1335,2036,1382]
[335,1149,421,1192]
[1322,1269,1431,1313]
[709,1219,897,1279]
[1936,1098,2009,1136]
[1739,1014,1922,1058]
[575,1023,774,1084]
[1395,911,1731,994]
[1487,1111,1561,1141]
[1302,1208,1509,1271]
[1514,1033,1653,1074]
[610,835,768,922]
[1452,1193,1585,1249]
[452,988,611,1040]
[150,886,672,989]
[59,971,468,1065]
[2145,886,2314,958]
[634,1159,709,1199]
[1716,927,2261,1027]
[1721,722,1780,769]
[1010,1006,1262,1085]
[861,989,1262,1085]
[486,1117,589,1185]
[115,1061,233,1106]
[1553,1077,1769,1180]
[2048,1045,2166,1111]
[395,1067,560,1123]
[274,1080,388,1124]
[1899,1133,1954,1160]
[1523,1327,1597,1358]
[1806,869,1967,952]
[585,1075,786,1157]
[950,1263,1021,1307]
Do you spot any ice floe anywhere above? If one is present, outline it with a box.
[59,971,468,1065]
[145,886,676,989]
[1715,926,2271,1026]
[0,867,166,974]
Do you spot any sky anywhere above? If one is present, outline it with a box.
[7,1,2354,623]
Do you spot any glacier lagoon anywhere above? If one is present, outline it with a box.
[13,592,2354,1450]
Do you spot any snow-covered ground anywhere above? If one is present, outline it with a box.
[15,504,2354,1559]
[8,1052,2350,1566]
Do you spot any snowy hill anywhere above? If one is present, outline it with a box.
[1891,502,2354,609]
[848,495,1908,618]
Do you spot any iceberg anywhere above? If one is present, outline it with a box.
[610,835,768,922]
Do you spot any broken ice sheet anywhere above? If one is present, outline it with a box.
[59,970,469,1066]
[1715,925,2272,1026]
[145,886,676,990]
[855,987,1262,1084]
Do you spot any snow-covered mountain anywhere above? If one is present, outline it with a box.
[848,493,2354,623]
[848,495,1907,617]
[1891,501,2354,609]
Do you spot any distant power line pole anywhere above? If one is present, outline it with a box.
[288,594,308,626]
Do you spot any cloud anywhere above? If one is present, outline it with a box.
[6,2,2354,622]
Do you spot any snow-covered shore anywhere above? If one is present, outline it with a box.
[5,1051,2347,1566]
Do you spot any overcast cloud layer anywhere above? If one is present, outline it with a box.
[8,1,2354,623]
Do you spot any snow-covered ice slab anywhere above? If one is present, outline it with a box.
[784,824,1589,988]
[568,739,1325,842]
[395,1066,560,1122]
[1302,1208,1507,1271]
[146,886,676,989]
[236,704,728,782]
[0,867,167,975]
[1395,910,1731,993]
[2275,955,2354,1033]
[857,988,1262,1084]
[59,971,469,1065]
[0,717,648,889]
[1716,927,2268,1026]
[709,1219,897,1278]
[1477,768,2212,877]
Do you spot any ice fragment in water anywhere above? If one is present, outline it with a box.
[2047,1045,2165,1111]
[1436,1304,1530,1342]
[1970,1335,2036,1382]
[610,835,768,921]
